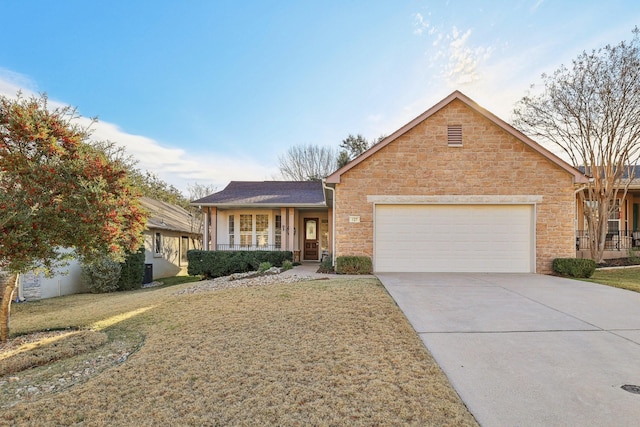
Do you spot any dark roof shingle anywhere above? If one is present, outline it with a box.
[192,181,326,206]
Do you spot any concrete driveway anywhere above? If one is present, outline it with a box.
[377,273,640,427]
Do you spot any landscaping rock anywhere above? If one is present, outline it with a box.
[174,271,313,295]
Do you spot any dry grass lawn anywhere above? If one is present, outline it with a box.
[1,277,477,426]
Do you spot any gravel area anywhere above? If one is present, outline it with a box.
[174,270,316,295]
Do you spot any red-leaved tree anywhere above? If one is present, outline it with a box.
[0,94,148,341]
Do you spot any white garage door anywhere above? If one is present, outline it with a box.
[375,204,534,273]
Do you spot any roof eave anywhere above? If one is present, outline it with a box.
[189,202,328,209]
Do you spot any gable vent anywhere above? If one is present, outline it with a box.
[447,125,462,146]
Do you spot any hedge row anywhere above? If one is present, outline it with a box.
[552,258,597,278]
[336,256,372,275]
[187,250,293,278]
[118,247,146,290]
[81,247,146,293]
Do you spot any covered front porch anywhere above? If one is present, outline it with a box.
[192,181,332,263]
[576,187,640,259]
[204,207,331,262]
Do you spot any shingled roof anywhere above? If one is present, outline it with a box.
[140,197,197,235]
[191,181,326,207]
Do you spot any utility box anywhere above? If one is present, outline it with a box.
[143,264,153,284]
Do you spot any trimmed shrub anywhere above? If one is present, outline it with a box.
[318,254,334,273]
[281,260,293,271]
[187,250,293,278]
[117,247,146,291]
[81,256,122,293]
[552,258,597,278]
[258,262,272,273]
[336,256,372,275]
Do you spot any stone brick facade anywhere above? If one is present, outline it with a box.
[330,97,580,274]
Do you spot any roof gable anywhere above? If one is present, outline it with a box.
[192,181,326,207]
[326,90,588,184]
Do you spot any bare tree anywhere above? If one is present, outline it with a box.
[278,144,337,181]
[513,28,640,262]
[187,182,217,249]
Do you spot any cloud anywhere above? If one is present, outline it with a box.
[0,71,276,194]
[0,68,39,96]
[530,0,545,13]
[419,24,494,88]
[443,27,494,86]
[84,120,277,193]
[413,13,427,35]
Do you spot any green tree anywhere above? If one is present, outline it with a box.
[92,140,189,207]
[130,169,188,207]
[513,28,640,262]
[337,134,386,168]
[0,94,147,341]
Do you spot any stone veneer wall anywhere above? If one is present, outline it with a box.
[334,99,577,274]
[20,272,42,300]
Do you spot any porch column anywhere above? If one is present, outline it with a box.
[203,207,209,251]
[210,207,217,251]
[280,207,287,250]
[288,208,296,252]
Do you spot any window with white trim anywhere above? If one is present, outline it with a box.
[275,215,282,249]
[229,215,235,246]
[256,214,269,247]
[240,214,252,246]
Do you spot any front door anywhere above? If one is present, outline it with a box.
[304,218,319,260]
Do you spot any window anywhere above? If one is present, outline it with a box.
[181,236,189,264]
[154,232,162,257]
[229,215,235,246]
[447,124,462,146]
[256,214,269,247]
[275,215,282,249]
[584,199,621,233]
[608,200,621,234]
[320,219,329,251]
[240,214,252,246]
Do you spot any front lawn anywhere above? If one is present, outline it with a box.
[586,267,640,293]
[1,277,477,426]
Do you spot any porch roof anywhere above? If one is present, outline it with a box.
[191,181,327,208]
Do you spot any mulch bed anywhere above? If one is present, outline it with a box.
[597,258,640,268]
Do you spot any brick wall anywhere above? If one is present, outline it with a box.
[334,99,576,274]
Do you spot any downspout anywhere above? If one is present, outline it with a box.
[322,180,336,267]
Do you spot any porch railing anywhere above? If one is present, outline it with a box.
[575,230,640,251]
[215,244,281,251]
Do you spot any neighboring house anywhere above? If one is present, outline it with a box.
[195,91,588,274]
[14,197,198,301]
[192,181,332,263]
[17,249,85,301]
[575,168,640,258]
[139,197,201,280]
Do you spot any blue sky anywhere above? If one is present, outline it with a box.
[1,1,639,193]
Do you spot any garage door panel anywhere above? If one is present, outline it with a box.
[375,205,533,273]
